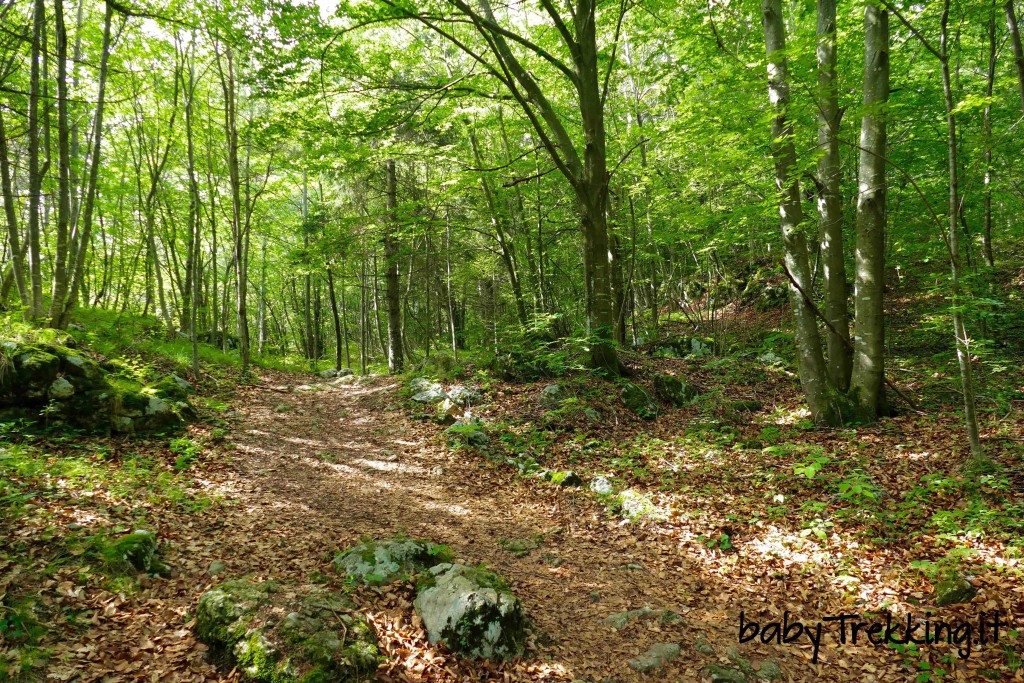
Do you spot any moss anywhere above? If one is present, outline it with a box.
[102,530,170,576]
[195,581,379,683]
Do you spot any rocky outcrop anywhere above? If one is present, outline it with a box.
[194,579,379,682]
[414,563,528,660]
[0,340,195,433]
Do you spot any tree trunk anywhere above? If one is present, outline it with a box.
[384,159,403,374]
[468,130,528,326]
[939,4,983,458]
[575,0,621,374]
[982,9,997,268]
[48,0,73,327]
[26,0,46,320]
[849,2,889,420]
[328,267,343,370]
[0,108,28,305]
[1007,0,1024,112]
[60,2,114,327]
[816,0,851,390]
[762,0,838,426]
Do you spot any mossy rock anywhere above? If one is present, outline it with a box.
[150,374,194,402]
[935,575,977,606]
[616,490,658,520]
[413,563,528,660]
[195,580,378,682]
[543,470,582,487]
[621,383,660,419]
[333,538,452,586]
[652,373,700,407]
[103,529,171,576]
[0,339,195,433]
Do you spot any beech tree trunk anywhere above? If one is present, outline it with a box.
[816,0,851,391]
[938,3,983,458]
[384,159,403,374]
[1007,1,1024,112]
[849,3,889,419]
[762,0,838,426]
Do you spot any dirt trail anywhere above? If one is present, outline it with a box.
[217,374,711,682]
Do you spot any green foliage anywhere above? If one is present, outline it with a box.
[169,437,203,471]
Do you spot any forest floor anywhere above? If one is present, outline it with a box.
[4,340,1024,682]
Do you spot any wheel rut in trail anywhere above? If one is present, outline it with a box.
[222,373,734,682]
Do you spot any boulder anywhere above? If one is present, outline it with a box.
[653,373,700,407]
[628,643,680,673]
[446,385,481,407]
[336,368,354,378]
[319,368,339,379]
[603,606,658,629]
[413,563,528,660]
[333,538,452,586]
[195,580,378,682]
[412,382,446,404]
[621,383,660,419]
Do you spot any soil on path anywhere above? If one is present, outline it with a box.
[50,372,919,682]
[216,373,710,682]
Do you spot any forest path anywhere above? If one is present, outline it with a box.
[214,372,723,682]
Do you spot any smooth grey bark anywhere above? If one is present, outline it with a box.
[384,159,403,374]
[815,0,851,391]
[849,2,889,419]
[1007,1,1024,111]
[762,0,838,426]
[327,267,343,370]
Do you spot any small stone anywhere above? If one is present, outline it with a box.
[539,384,563,405]
[589,476,614,495]
[628,643,680,673]
[208,561,228,577]
[935,575,977,606]
[695,636,716,656]
[544,470,583,487]
[446,385,481,406]
[755,660,783,681]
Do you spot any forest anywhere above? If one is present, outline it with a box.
[2,0,1024,680]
